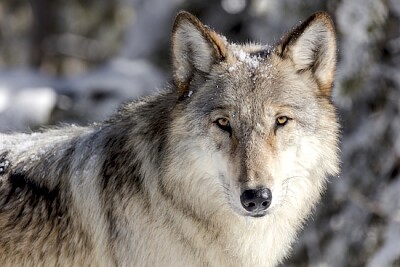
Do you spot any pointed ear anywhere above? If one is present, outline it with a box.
[171,11,228,95]
[276,12,337,97]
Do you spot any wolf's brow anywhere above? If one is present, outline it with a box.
[267,103,304,114]
[277,103,303,110]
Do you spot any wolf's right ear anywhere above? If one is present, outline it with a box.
[172,11,227,95]
[276,12,337,97]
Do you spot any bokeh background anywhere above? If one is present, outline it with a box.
[1,0,400,266]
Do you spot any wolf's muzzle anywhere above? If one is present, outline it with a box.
[240,188,272,217]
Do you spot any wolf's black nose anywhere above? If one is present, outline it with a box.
[240,188,272,216]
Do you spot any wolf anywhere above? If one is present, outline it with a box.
[0,11,339,267]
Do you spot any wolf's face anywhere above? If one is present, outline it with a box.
[169,12,339,218]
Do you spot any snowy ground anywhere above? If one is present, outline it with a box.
[0,59,164,132]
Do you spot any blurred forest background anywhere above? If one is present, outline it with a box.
[1,0,400,266]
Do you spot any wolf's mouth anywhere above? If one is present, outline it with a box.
[246,211,268,218]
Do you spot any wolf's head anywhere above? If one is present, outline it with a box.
[166,11,339,219]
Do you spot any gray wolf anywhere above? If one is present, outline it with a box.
[0,11,339,266]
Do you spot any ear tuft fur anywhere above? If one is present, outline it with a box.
[171,11,227,95]
[277,12,337,96]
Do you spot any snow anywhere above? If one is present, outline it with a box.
[230,45,261,70]
[0,71,57,132]
[13,87,56,121]
[0,159,10,173]
[0,58,164,131]
[0,88,9,113]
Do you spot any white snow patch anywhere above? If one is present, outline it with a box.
[0,70,57,132]
[228,65,237,72]
[15,87,57,122]
[231,47,261,70]
[0,159,10,173]
[0,86,57,132]
[0,87,10,112]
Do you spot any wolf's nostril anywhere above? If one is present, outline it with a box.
[240,188,272,214]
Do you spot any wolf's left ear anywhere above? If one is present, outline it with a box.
[276,12,336,96]
[172,11,227,95]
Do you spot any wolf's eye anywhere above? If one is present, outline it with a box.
[215,118,232,135]
[276,116,289,127]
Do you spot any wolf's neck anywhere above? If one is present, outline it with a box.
[98,89,178,204]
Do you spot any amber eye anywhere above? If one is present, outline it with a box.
[215,118,232,134]
[276,116,289,127]
[217,118,229,127]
